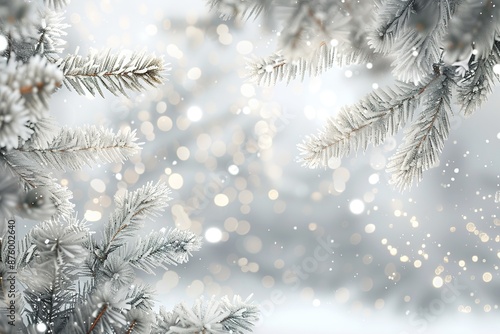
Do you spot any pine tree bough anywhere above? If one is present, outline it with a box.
[211,0,500,189]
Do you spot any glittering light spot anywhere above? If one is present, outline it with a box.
[36,323,47,333]
[330,39,339,47]
[268,189,279,200]
[466,222,476,232]
[414,260,422,268]
[214,193,229,207]
[366,63,373,69]
[84,210,101,222]
[187,106,203,122]
[364,224,376,233]
[90,179,106,193]
[494,64,500,75]
[167,44,183,59]
[177,146,190,161]
[156,101,167,114]
[372,83,379,89]
[238,189,254,204]
[168,173,183,190]
[186,280,204,297]
[345,70,353,78]
[236,220,251,235]
[400,255,409,262]
[236,40,253,54]
[375,299,385,310]
[224,217,238,232]
[368,173,379,185]
[187,67,202,80]
[328,157,342,169]
[0,35,7,52]
[244,235,262,253]
[205,227,223,243]
[335,287,350,303]
[157,116,173,131]
[349,199,365,215]
[228,164,239,175]
[312,299,321,307]
[240,83,255,97]
[262,275,275,288]
[479,232,489,242]
[483,272,493,283]
[432,276,443,288]
[156,271,179,293]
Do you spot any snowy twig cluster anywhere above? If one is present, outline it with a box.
[210,0,500,189]
[1,1,259,333]
[0,0,165,220]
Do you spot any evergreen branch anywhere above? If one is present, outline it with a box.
[35,9,69,59]
[64,284,129,334]
[247,42,371,86]
[1,154,73,220]
[455,43,500,117]
[369,0,417,53]
[11,125,141,171]
[163,295,258,334]
[123,309,154,334]
[207,0,268,20]
[57,49,166,97]
[386,71,453,190]
[297,78,434,168]
[100,182,172,260]
[445,0,500,62]
[0,85,31,150]
[125,228,202,274]
[219,295,260,334]
[19,219,89,332]
[125,284,156,311]
[23,116,59,149]
[391,0,453,84]
[44,0,71,11]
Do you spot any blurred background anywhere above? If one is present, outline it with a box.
[32,0,500,332]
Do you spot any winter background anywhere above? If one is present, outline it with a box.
[20,0,500,332]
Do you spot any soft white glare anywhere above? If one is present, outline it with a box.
[0,35,7,52]
[36,323,48,333]
[187,106,203,121]
[205,227,223,243]
[349,199,365,215]
[493,64,500,75]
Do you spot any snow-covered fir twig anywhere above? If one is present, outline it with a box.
[211,0,500,190]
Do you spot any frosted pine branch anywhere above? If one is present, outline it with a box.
[57,49,166,97]
[100,182,172,259]
[10,125,141,171]
[44,0,71,11]
[456,41,500,117]
[36,9,69,58]
[1,155,73,219]
[207,0,268,20]
[298,80,428,168]
[386,71,453,190]
[369,0,419,53]
[391,1,453,84]
[247,43,371,86]
[64,284,129,334]
[158,295,259,334]
[445,0,500,62]
[125,228,202,274]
